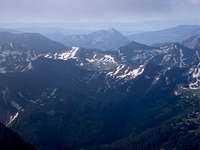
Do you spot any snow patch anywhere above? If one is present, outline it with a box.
[6,112,19,126]
[189,63,200,89]
[10,42,14,49]
[117,65,144,79]
[86,54,117,64]
[179,48,186,68]
[45,47,79,61]
[50,88,57,97]
[113,65,125,75]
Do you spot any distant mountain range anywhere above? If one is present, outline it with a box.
[48,28,130,50]
[0,32,66,52]
[3,25,200,49]
[0,28,19,33]
[6,27,130,51]
[128,25,200,45]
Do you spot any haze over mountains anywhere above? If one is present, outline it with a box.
[3,24,200,50]
[128,25,200,45]
[183,33,200,50]
[48,28,130,50]
[0,32,66,53]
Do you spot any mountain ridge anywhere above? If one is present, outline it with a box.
[0,32,66,52]
[128,25,200,45]
[48,28,130,50]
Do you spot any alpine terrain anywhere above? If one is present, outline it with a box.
[1,30,200,150]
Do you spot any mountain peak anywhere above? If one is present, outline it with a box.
[92,28,122,36]
[108,28,121,33]
[0,32,66,52]
[62,29,129,50]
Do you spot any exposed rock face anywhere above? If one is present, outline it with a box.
[0,123,36,150]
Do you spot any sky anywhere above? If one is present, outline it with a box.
[0,0,200,28]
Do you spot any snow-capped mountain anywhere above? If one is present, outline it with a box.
[0,32,66,74]
[1,34,200,150]
[44,46,147,80]
[0,43,39,74]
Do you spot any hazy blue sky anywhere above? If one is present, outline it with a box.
[0,0,200,32]
[0,0,200,24]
